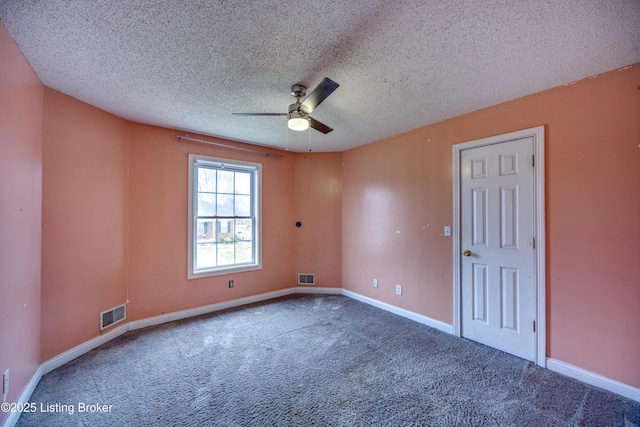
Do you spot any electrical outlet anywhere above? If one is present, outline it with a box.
[396,284,402,295]
[3,369,8,403]
[228,280,234,288]
[373,279,378,288]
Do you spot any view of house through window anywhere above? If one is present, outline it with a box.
[189,154,261,278]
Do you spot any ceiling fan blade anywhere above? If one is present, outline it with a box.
[309,117,333,134]
[301,77,339,113]
[232,113,288,116]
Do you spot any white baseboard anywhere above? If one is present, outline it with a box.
[341,289,454,335]
[546,358,640,403]
[127,287,341,331]
[128,288,296,331]
[294,286,342,295]
[39,286,341,376]
[342,291,640,403]
[41,323,129,375]
[2,366,42,427]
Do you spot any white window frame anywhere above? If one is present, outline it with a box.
[188,154,262,279]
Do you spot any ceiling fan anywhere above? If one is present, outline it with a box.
[232,77,339,134]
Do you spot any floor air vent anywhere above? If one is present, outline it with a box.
[100,304,126,330]
[298,273,315,285]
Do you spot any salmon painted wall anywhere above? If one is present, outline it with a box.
[126,124,296,320]
[342,131,454,321]
[0,23,42,422]
[342,64,640,388]
[293,153,342,287]
[41,89,128,360]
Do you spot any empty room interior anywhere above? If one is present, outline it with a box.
[1,1,639,426]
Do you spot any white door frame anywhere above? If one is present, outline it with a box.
[452,126,546,367]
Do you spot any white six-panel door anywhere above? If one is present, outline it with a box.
[460,136,536,361]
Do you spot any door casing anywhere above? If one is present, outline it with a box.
[453,126,546,367]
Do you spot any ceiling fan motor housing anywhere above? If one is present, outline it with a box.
[290,84,306,99]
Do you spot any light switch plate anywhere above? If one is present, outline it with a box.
[444,226,451,236]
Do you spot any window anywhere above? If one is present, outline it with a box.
[188,154,261,279]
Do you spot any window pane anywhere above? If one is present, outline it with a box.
[217,194,234,216]
[197,167,216,192]
[234,219,253,263]
[235,195,250,216]
[196,219,214,241]
[195,219,216,270]
[218,219,232,235]
[235,172,251,195]
[235,218,252,242]
[235,241,252,263]
[197,193,215,216]
[195,243,217,269]
[217,170,234,193]
[217,241,235,266]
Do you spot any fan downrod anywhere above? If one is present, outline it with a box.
[289,84,309,116]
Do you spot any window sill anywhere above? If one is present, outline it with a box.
[188,264,262,280]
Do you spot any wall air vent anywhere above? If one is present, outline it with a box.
[298,273,315,285]
[100,303,126,330]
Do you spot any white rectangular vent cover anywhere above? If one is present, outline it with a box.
[298,273,315,285]
[100,303,126,330]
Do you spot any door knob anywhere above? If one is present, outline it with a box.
[463,250,472,257]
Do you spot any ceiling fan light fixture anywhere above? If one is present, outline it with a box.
[288,111,309,131]
[233,78,338,135]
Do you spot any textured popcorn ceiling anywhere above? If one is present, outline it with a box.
[1,1,639,152]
